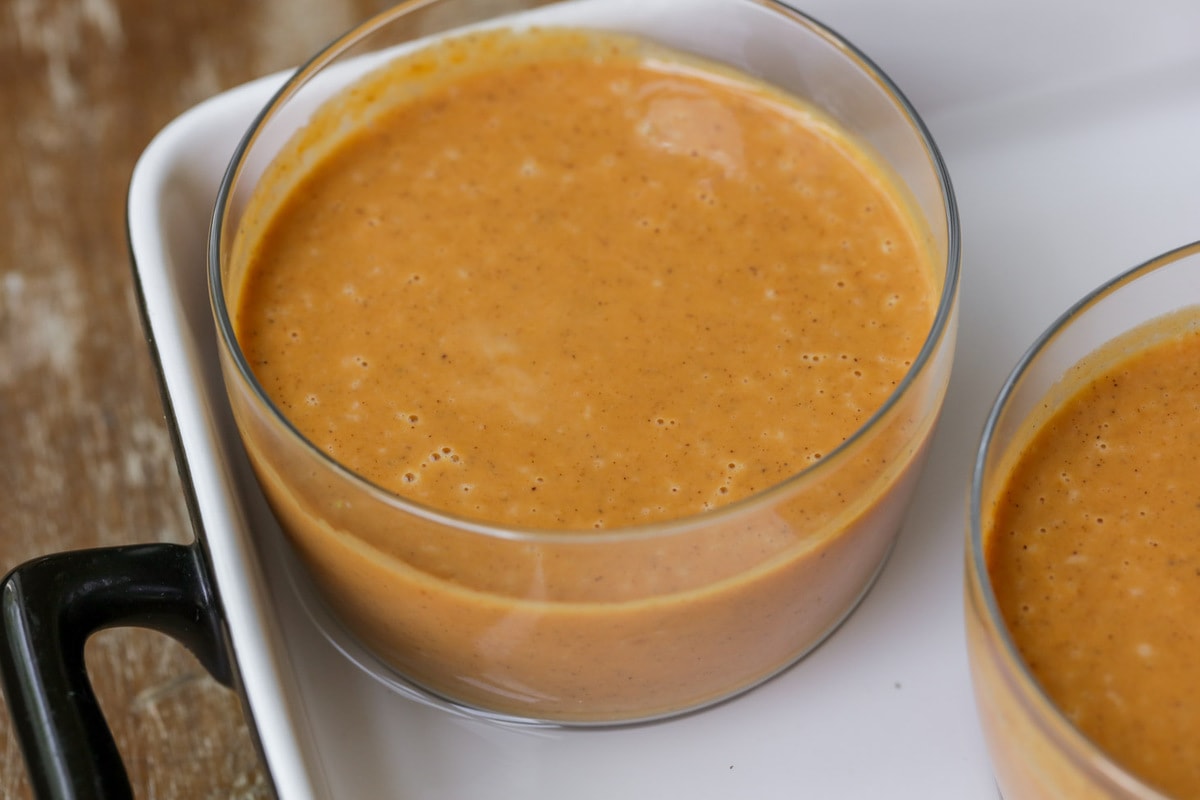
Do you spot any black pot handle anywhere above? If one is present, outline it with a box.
[0,542,233,800]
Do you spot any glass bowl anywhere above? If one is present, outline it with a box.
[210,0,959,724]
[967,240,1200,798]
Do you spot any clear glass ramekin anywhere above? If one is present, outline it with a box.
[967,240,1200,798]
[210,0,959,724]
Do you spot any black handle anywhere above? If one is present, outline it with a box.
[0,542,233,800]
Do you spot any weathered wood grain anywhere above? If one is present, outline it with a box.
[0,1,393,796]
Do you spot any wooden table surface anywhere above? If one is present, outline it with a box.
[0,1,395,796]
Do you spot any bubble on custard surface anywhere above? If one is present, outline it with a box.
[305,393,320,407]
[518,157,541,178]
[423,445,462,467]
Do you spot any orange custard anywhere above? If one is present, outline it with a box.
[224,27,944,720]
[986,310,1200,797]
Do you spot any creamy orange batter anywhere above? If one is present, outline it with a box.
[235,29,933,529]
[986,310,1200,797]
[224,27,944,720]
